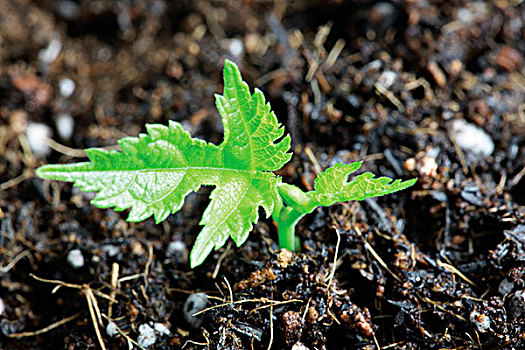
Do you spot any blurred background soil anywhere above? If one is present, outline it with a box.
[0,0,524,349]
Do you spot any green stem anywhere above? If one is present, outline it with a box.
[274,183,319,251]
[275,206,306,251]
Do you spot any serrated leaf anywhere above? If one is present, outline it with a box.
[307,161,417,206]
[36,59,291,267]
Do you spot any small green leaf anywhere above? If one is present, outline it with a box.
[307,161,417,206]
[36,59,291,267]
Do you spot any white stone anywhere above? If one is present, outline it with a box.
[509,290,525,318]
[26,122,52,156]
[498,278,514,296]
[448,119,494,159]
[106,321,118,337]
[377,70,397,89]
[102,245,120,257]
[66,249,84,269]
[229,39,244,58]
[0,297,5,316]
[469,310,490,332]
[56,113,74,139]
[167,240,188,264]
[183,293,208,328]
[291,342,310,350]
[59,78,75,97]
[153,322,170,336]
[137,323,156,348]
[38,36,62,64]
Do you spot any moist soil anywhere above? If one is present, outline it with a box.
[1,1,525,349]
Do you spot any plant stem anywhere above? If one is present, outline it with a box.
[275,206,306,251]
[274,183,319,251]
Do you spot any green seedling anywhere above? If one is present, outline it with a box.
[36,60,416,267]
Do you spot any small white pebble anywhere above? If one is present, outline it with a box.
[67,249,84,269]
[137,323,156,348]
[106,321,118,337]
[498,278,514,296]
[167,240,188,264]
[57,0,80,20]
[56,113,74,139]
[229,39,244,58]
[377,70,397,89]
[291,342,310,350]
[184,293,208,329]
[58,78,75,97]
[38,36,62,65]
[0,297,5,316]
[469,310,490,332]
[153,322,170,336]
[101,245,120,257]
[448,119,494,159]
[509,290,525,318]
[26,122,52,156]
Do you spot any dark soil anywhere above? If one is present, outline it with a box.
[1,0,525,349]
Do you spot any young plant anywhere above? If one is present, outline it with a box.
[36,60,416,267]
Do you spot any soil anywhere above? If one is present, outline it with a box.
[1,0,525,349]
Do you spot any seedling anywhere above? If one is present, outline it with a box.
[36,60,416,267]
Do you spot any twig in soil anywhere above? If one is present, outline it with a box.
[374,82,405,112]
[7,313,80,338]
[437,259,477,287]
[143,242,153,285]
[223,276,234,304]
[248,299,303,313]
[85,285,107,350]
[355,227,402,283]
[267,292,274,350]
[101,314,147,350]
[422,297,467,322]
[0,250,31,273]
[304,146,322,175]
[509,164,525,188]
[30,274,116,301]
[0,170,32,192]
[193,298,302,317]
[212,241,232,279]
[108,262,119,318]
[183,336,210,349]
[324,227,341,295]
[325,39,345,69]
[44,137,87,157]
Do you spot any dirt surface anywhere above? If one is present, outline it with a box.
[1,0,525,349]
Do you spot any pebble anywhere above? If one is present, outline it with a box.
[153,322,170,336]
[167,240,188,264]
[183,293,208,328]
[137,323,156,348]
[58,78,75,97]
[38,36,62,65]
[291,342,310,350]
[106,321,118,337]
[26,122,52,156]
[229,38,244,58]
[448,119,494,159]
[57,0,80,20]
[377,70,397,89]
[56,113,74,139]
[101,245,120,257]
[508,290,525,318]
[0,298,5,316]
[469,310,490,332]
[498,278,514,296]
[66,249,84,269]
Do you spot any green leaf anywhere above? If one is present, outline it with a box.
[307,161,417,206]
[36,59,291,267]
